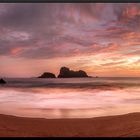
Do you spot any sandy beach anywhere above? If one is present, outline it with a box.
[0,112,140,137]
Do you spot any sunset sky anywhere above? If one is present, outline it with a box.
[0,3,140,78]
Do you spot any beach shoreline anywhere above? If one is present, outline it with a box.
[0,112,140,137]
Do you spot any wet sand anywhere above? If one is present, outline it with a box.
[0,112,140,137]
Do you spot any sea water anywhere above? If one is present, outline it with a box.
[0,77,140,118]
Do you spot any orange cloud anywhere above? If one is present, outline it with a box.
[97,43,121,54]
[106,27,124,32]
[122,6,140,18]
[121,32,140,40]
[125,41,140,47]
[11,47,23,55]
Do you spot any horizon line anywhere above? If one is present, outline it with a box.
[2,76,140,79]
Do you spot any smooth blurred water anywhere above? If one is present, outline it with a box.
[0,77,140,118]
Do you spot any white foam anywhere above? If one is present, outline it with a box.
[0,86,140,118]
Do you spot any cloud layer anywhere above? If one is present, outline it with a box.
[0,3,140,77]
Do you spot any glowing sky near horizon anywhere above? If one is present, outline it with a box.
[0,3,140,77]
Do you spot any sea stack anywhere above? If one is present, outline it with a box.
[0,78,6,84]
[58,67,89,78]
[38,72,56,78]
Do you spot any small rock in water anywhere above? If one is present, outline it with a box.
[0,78,6,84]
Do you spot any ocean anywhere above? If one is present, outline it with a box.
[0,77,140,119]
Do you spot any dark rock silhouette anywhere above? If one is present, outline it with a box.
[58,67,89,78]
[38,72,56,78]
[0,78,6,84]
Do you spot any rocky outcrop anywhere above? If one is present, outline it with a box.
[58,67,89,78]
[38,72,56,78]
[0,78,6,84]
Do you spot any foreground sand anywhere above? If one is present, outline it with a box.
[0,113,140,137]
